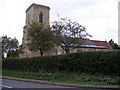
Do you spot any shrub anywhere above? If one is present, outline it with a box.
[2,50,120,75]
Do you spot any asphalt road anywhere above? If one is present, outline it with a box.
[2,78,72,88]
[2,78,105,90]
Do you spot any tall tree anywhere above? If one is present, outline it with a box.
[28,22,53,56]
[51,18,92,53]
[2,36,19,58]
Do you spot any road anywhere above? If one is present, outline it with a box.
[2,78,105,90]
[2,78,72,88]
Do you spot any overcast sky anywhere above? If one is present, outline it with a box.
[0,0,119,44]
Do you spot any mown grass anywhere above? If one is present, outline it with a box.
[2,69,120,85]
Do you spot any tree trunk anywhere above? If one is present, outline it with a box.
[40,49,44,56]
[7,53,10,58]
[40,52,44,56]
[7,50,11,58]
[65,48,70,53]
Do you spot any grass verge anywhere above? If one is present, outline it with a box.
[2,69,120,85]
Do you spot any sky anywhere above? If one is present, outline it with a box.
[0,0,119,45]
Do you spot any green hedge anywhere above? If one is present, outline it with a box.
[2,50,120,75]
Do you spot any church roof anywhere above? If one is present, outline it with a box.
[60,43,107,49]
[60,39,112,50]
[91,40,113,50]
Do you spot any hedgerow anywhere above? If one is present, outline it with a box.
[2,50,120,75]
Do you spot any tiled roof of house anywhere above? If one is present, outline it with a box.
[91,40,113,50]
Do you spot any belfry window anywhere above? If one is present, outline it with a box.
[39,12,43,23]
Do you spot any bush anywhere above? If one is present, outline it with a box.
[2,50,120,75]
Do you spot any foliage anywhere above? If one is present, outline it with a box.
[51,18,92,53]
[28,22,53,56]
[18,45,23,54]
[3,50,120,76]
[109,39,120,50]
[3,70,120,85]
[7,50,19,57]
[2,35,19,58]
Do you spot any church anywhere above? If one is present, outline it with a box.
[20,3,112,58]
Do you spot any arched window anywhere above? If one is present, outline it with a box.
[39,12,43,23]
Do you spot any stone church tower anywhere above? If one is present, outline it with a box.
[20,3,50,58]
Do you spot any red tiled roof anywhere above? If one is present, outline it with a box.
[91,40,113,50]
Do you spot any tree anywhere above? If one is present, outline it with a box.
[2,35,19,58]
[28,22,53,56]
[7,49,19,57]
[109,39,114,48]
[51,18,92,53]
[109,39,120,50]
[18,44,24,54]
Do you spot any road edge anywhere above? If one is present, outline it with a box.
[1,76,120,89]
